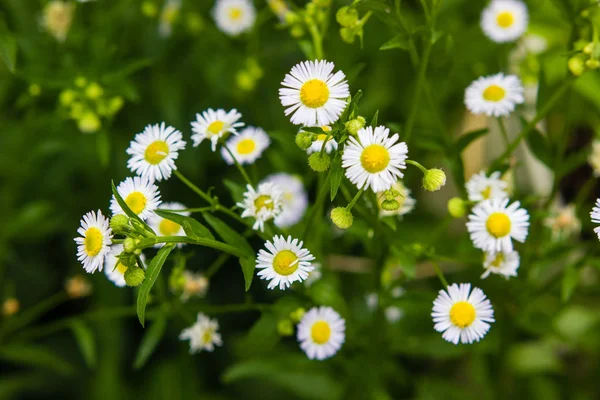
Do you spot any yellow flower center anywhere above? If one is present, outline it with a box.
[228,7,243,20]
[486,212,511,238]
[481,186,492,199]
[300,79,330,108]
[490,253,504,268]
[360,144,390,173]
[272,250,299,276]
[316,134,329,141]
[449,301,476,328]
[125,191,147,215]
[159,219,181,236]
[310,321,331,344]
[254,195,274,211]
[202,330,213,344]
[496,11,514,28]
[144,140,169,165]
[116,261,128,275]
[483,85,506,102]
[207,120,225,136]
[84,227,103,257]
[236,138,256,155]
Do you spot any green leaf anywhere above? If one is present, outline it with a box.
[154,209,214,240]
[96,130,110,168]
[561,264,579,303]
[202,214,253,257]
[70,320,96,368]
[111,180,153,233]
[137,244,175,327]
[133,312,167,369]
[223,178,246,202]
[239,257,255,291]
[454,128,488,152]
[522,117,553,167]
[380,33,410,51]
[370,110,379,127]
[329,152,343,201]
[0,21,17,73]
[0,345,75,376]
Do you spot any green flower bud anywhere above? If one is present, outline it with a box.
[236,71,255,91]
[336,6,359,27]
[290,24,305,38]
[284,11,300,25]
[568,55,586,76]
[77,111,101,134]
[289,307,306,322]
[295,131,314,150]
[59,89,77,106]
[330,207,353,229]
[422,168,446,192]
[345,116,366,136]
[108,96,124,115]
[340,27,357,44]
[584,42,595,55]
[447,197,466,218]
[586,59,600,69]
[110,214,130,234]
[29,84,41,97]
[124,266,145,287]
[169,268,186,292]
[74,76,87,88]
[123,237,136,253]
[85,82,104,100]
[308,152,331,172]
[381,199,400,211]
[277,319,294,336]
[141,1,158,17]
[186,13,204,33]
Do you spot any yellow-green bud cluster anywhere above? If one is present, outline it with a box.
[336,6,371,44]
[289,307,306,322]
[277,319,294,336]
[569,40,600,76]
[308,152,331,172]
[236,58,264,92]
[330,207,353,229]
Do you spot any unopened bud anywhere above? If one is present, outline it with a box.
[123,237,136,253]
[568,55,586,76]
[78,111,101,134]
[308,152,331,172]
[124,266,145,287]
[336,6,359,27]
[59,89,77,106]
[295,131,314,150]
[381,199,400,211]
[277,319,294,336]
[290,24,305,38]
[289,307,306,322]
[584,42,595,55]
[586,59,600,69]
[85,82,104,100]
[345,116,366,136]
[2,298,20,317]
[330,207,353,229]
[110,214,130,234]
[340,27,357,43]
[447,197,466,218]
[422,168,446,191]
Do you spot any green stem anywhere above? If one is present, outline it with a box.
[406,159,428,174]
[205,253,230,278]
[404,41,433,143]
[224,145,253,186]
[137,236,247,258]
[432,260,449,287]
[497,117,510,147]
[307,22,324,59]
[346,188,364,211]
[174,170,213,204]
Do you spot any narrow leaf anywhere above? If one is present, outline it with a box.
[0,345,74,376]
[370,110,379,128]
[522,117,552,167]
[133,312,167,369]
[380,33,410,51]
[239,257,255,291]
[111,180,153,232]
[202,214,253,257]
[329,153,343,201]
[455,128,488,152]
[154,209,214,240]
[561,264,579,303]
[0,21,17,72]
[137,244,175,327]
[70,320,97,368]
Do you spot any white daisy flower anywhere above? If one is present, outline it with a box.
[255,235,315,290]
[220,126,270,165]
[466,170,509,202]
[391,286,406,298]
[179,313,223,353]
[590,198,600,240]
[588,139,600,177]
[110,176,161,221]
[147,202,190,247]
[237,182,283,232]
[481,0,528,43]
[279,60,350,126]
[544,202,581,240]
[212,0,256,37]
[432,283,495,345]
[385,306,404,323]
[465,73,525,117]
[262,173,308,228]
[126,122,186,182]
[365,292,379,311]
[42,1,74,42]
[481,250,520,279]
[342,125,408,193]
[180,270,209,302]
[467,198,530,253]
[191,108,244,151]
[377,180,416,217]
[74,210,112,273]
[306,132,338,155]
[159,0,182,38]
[304,262,322,287]
[297,306,345,360]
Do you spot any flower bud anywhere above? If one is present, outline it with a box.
[289,307,306,322]
[447,197,466,218]
[345,116,366,136]
[108,96,124,115]
[381,199,400,211]
[29,84,41,97]
[568,55,586,76]
[75,76,87,88]
[340,27,357,44]
[584,42,595,55]
[308,152,331,172]
[110,214,130,234]
[85,82,104,100]
[59,89,77,106]
[277,319,294,336]
[586,59,600,69]
[422,168,446,191]
[295,131,314,150]
[124,266,145,287]
[2,298,20,317]
[123,237,136,253]
[330,207,353,229]
[290,24,305,38]
[65,275,92,298]
[336,6,359,27]
[78,111,101,134]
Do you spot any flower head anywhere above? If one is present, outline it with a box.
[255,235,315,290]
[220,126,270,165]
[191,108,244,151]
[342,125,408,192]
[262,173,308,228]
[126,122,186,182]
[465,73,524,117]
[238,182,283,232]
[180,271,209,302]
[466,170,509,202]
[179,313,223,353]
[65,275,93,298]
[279,60,350,126]
[481,0,528,43]
[432,283,494,344]
[481,250,520,279]
[42,1,74,42]
[213,0,256,36]
[297,306,345,360]
[467,198,530,253]
[74,210,112,273]
[544,202,581,240]
[104,244,128,287]
[110,177,161,221]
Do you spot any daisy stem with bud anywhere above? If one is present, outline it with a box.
[224,144,254,186]
[405,159,428,174]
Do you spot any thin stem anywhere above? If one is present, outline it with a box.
[205,253,230,278]
[346,188,364,211]
[137,236,247,258]
[432,260,449,287]
[404,41,433,143]
[224,145,253,186]
[163,207,212,213]
[307,22,324,59]
[406,159,428,174]
[497,117,510,147]
[174,170,213,204]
